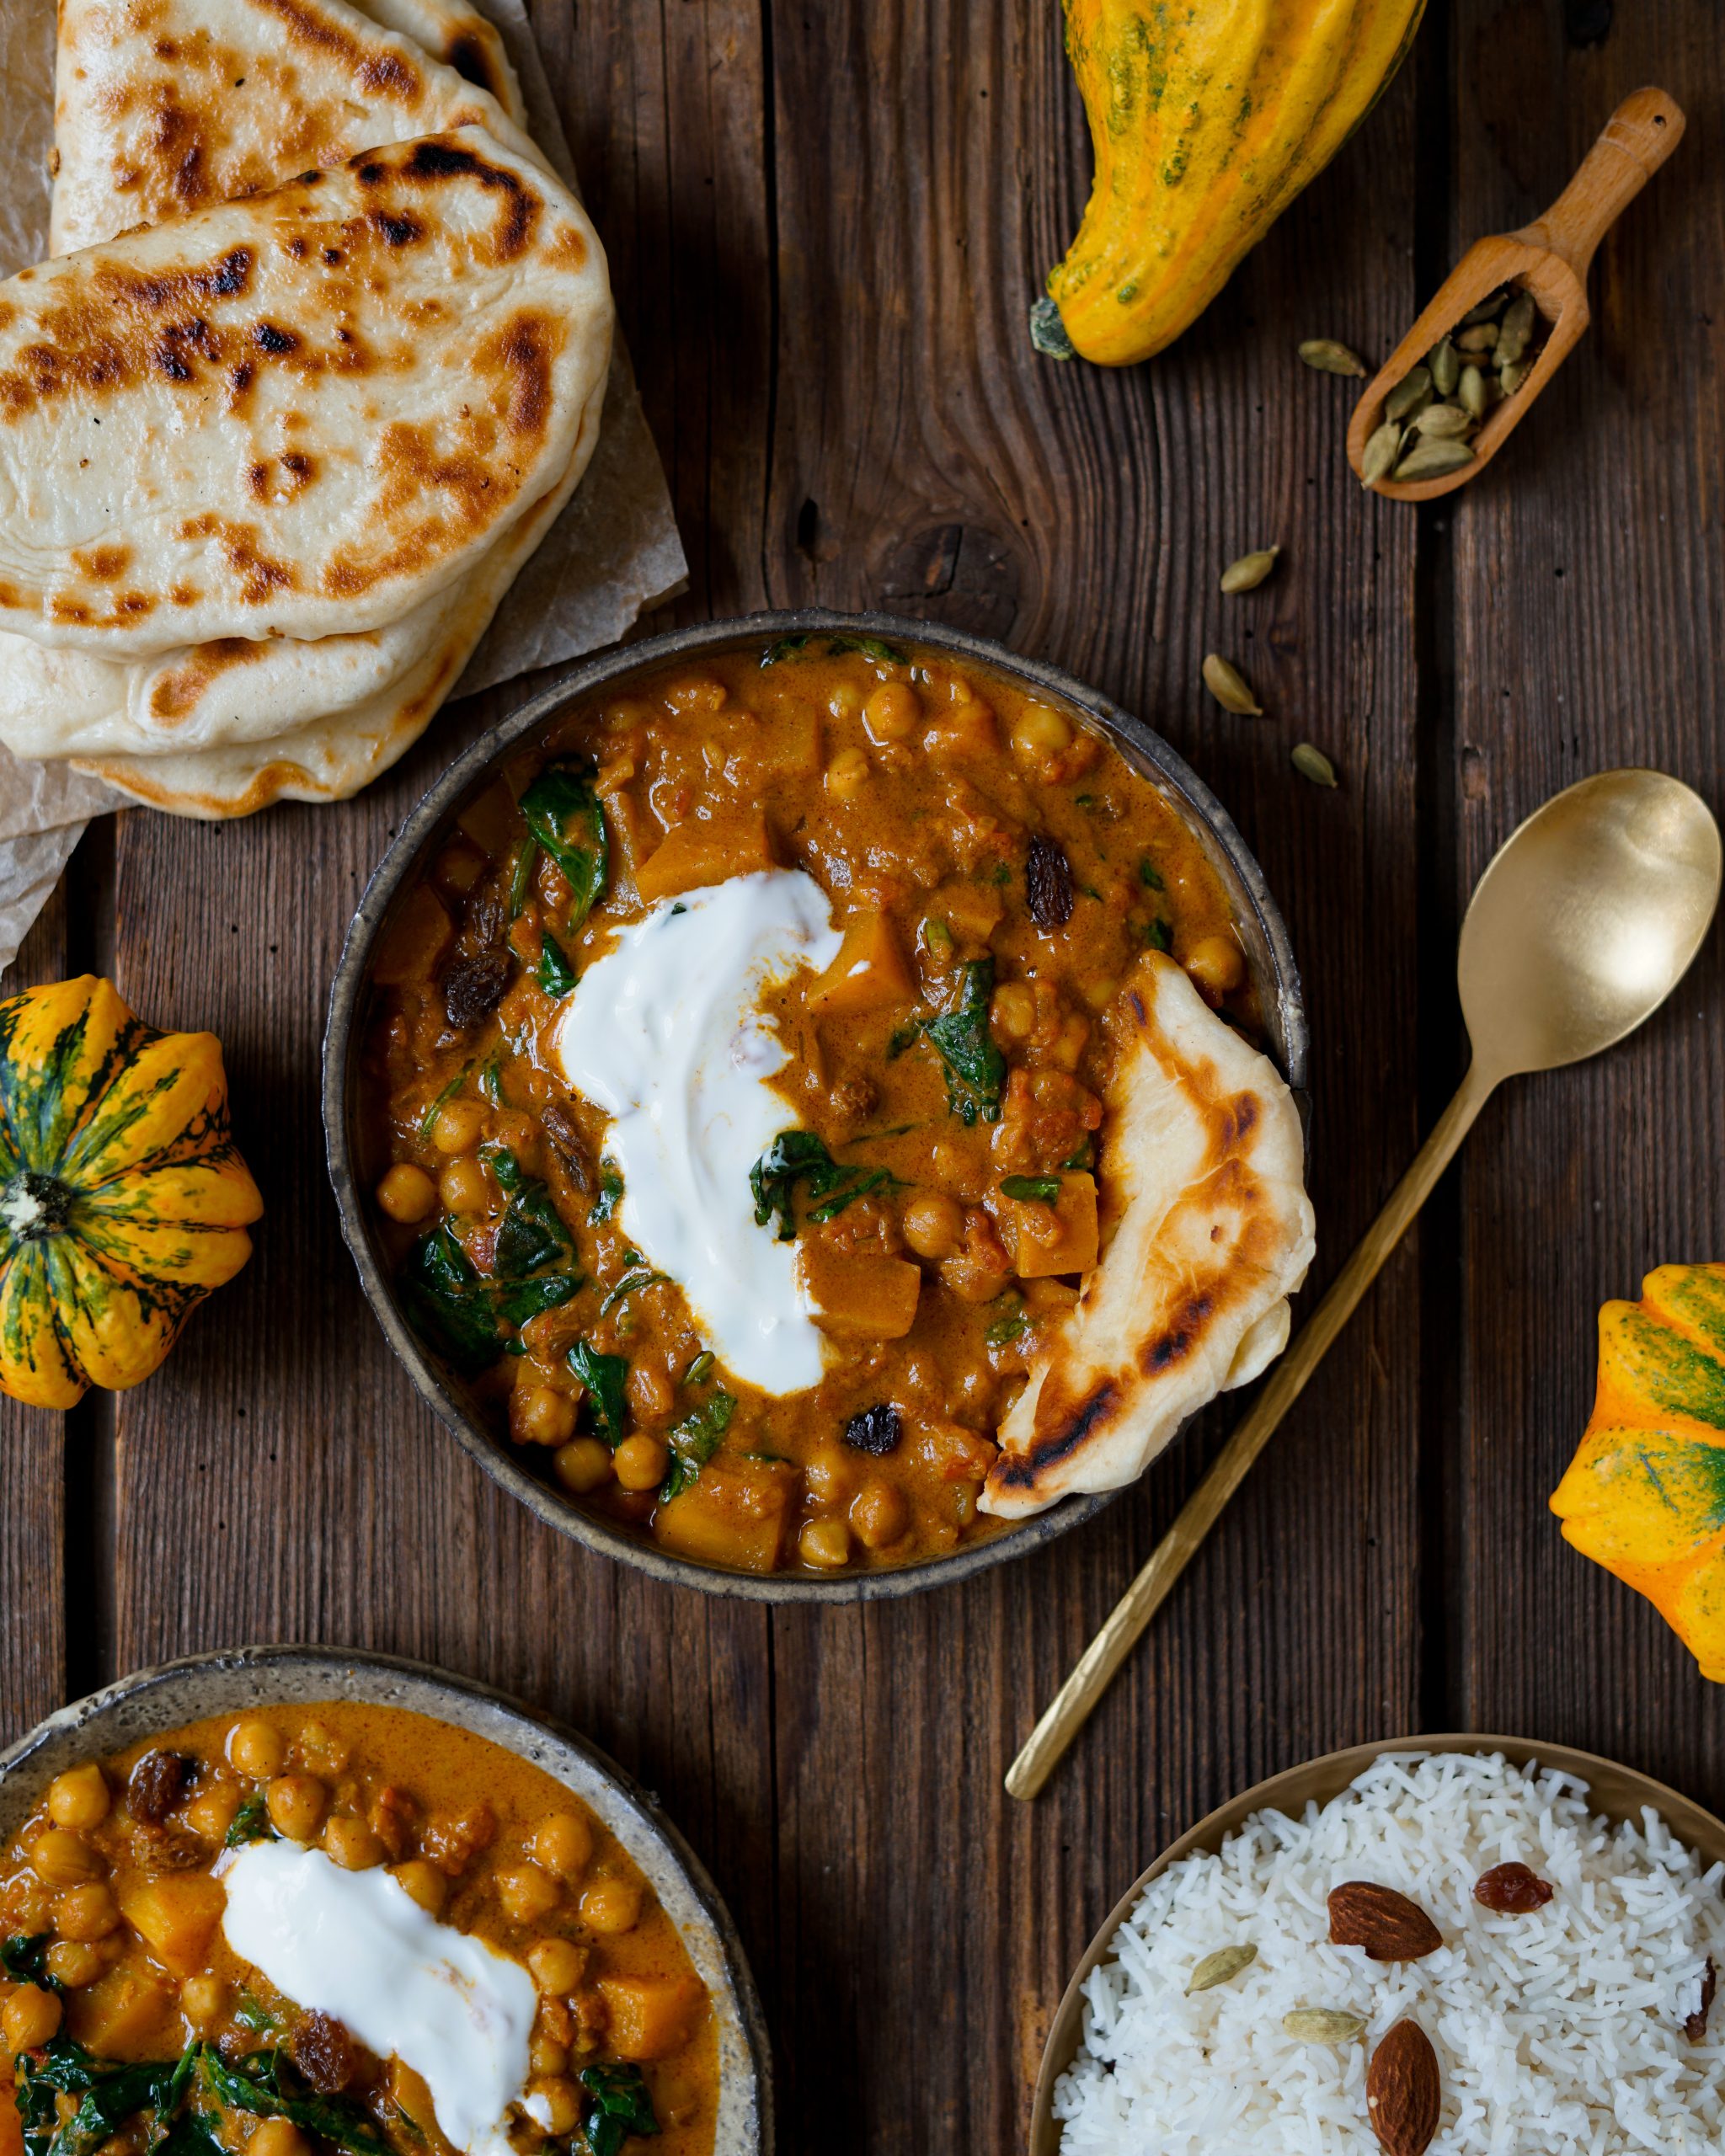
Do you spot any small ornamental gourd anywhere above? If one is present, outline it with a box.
[1551,1264,1725,1682]
[0,976,262,1409]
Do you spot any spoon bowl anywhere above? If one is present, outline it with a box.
[1460,769,1722,1080]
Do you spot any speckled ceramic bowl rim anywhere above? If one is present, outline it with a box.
[1029,1731,1725,2156]
[323,608,1309,1604]
[0,1645,771,2156]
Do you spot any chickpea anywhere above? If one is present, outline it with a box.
[531,1813,595,1881]
[375,1161,437,1225]
[431,1099,487,1155]
[1010,704,1072,766]
[824,746,871,803]
[55,1883,119,1940]
[393,1860,447,1916]
[825,682,862,723]
[850,1480,911,1551]
[1047,1013,1091,1073]
[612,1435,669,1493]
[863,681,920,743]
[29,1831,103,1887]
[184,1784,243,1844]
[798,1517,852,1570]
[296,1721,351,1775]
[553,1438,612,1497]
[801,1451,854,1509]
[3,1983,61,2052]
[246,2122,311,2156]
[510,1386,577,1449]
[180,1976,227,2028]
[990,982,1036,1043]
[228,1718,286,1780]
[265,1774,328,1844]
[664,674,725,716]
[45,1941,102,1989]
[323,1816,383,1871]
[578,1879,642,1935]
[530,2035,570,2076]
[526,1939,586,1996]
[900,1191,964,1263]
[46,1765,109,1832]
[627,1363,675,1426]
[438,1155,489,1216]
[526,2079,581,2137]
[496,1865,559,1924]
[931,1140,983,1203]
[1185,933,1246,998]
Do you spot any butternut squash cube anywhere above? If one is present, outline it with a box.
[371,883,452,986]
[809,911,914,1015]
[117,1873,226,1977]
[924,698,1000,761]
[654,1458,796,1573]
[798,1244,921,1340]
[596,1973,706,2061]
[67,1967,176,2053]
[637,809,775,902]
[753,705,823,778]
[936,880,1005,944]
[996,1172,1098,1278]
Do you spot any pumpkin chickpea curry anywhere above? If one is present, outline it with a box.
[0,1705,713,2156]
[359,634,1309,1577]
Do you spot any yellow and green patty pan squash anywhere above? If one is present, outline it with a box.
[1551,1263,1725,1681]
[0,976,262,1408]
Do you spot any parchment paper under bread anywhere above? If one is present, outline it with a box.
[0,0,685,971]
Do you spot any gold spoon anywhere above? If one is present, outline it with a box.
[1007,769,1721,1801]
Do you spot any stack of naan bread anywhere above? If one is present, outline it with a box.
[0,0,613,817]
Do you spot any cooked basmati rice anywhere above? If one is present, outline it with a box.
[1053,1751,1725,2155]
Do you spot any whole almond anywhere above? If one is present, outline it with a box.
[1365,2020,1440,2156]
[1328,1881,1442,1961]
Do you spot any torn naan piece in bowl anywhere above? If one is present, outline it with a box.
[980,953,1314,1520]
[0,131,610,661]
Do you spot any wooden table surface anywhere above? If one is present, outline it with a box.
[3,0,1723,2148]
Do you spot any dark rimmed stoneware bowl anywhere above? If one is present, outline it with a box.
[323,610,1309,1603]
[1030,1732,1725,2156]
[0,1644,771,2155]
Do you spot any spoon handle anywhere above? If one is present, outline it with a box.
[1005,1059,1501,1803]
[1519,87,1686,284]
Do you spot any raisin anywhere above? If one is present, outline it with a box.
[539,1101,590,1187]
[1472,1860,1554,1913]
[127,1750,189,1824]
[1688,1956,1717,2041]
[843,1404,901,1456]
[466,889,505,951]
[1026,835,1075,930]
[132,1822,205,1872]
[443,952,510,1029]
[291,2010,357,2093]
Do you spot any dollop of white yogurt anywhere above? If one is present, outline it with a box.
[552,868,842,1395]
[219,1840,537,2156]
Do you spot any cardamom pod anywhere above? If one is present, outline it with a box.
[1498,356,1530,395]
[1495,290,1537,366]
[1283,2009,1367,2044]
[1291,742,1338,787]
[1202,654,1263,716]
[1297,338,1367,377]
[1385,366,1432,422]
[1360,421,1402,489]
[1220,547,1280,595]
[1459,290,1509,327]
[1429,336,1460,397]
[1456,322,1498,354]
[1187,1944,1258,1994]
[1392,437,1476,482]
[1458,364,1489,420]
[1414,403,1473,439]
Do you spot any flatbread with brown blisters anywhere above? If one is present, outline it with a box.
[980,953,1314,1519]
[347,0,525,123]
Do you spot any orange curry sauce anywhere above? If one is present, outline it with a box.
[360,636,1250,1576]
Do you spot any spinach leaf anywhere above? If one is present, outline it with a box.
[568,1341,629,1449]
[15,2037,104,2156]
[1138,857,1164,891]
[825,633,908,667]
[50,2047,192,2156]
[578,2064,658,2156]
[232,1995,278,2036]
[1000,1174,1060,1203]
[398,1225,503,1374]
[599,1268,670,1319]
[660,1392,736,1502]
[506,839,539,921]
[537,930,578,999]
[589,1161,624,1224]
[1060,1139,1095,1171]
[758,634,809,668]
[749,1132,895,1241]
[683,1350,715,1385]
[417,1060,473,1143]
[200,2047,389,2156]
[1139,916,1172,953]
[0,1934,56,1991]
[155,2111,226,2156]
[885,1017,927,1059]
[985,1299,1028,1348]
[494,1179,575,1279]
[519,762,608,934]
[925,959,1006,1125]
[494,1273,583,1329]
[223,1792,277,1849]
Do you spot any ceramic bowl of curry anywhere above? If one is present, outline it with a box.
[323,611,1307,1601]
[0,1644,771,2156]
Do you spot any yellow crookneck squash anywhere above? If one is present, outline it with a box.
[1551,1264,1725,1682]
[0,976,262,1409]
[1048,0,1428,366]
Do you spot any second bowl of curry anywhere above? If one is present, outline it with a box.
[325,612,1307,1600]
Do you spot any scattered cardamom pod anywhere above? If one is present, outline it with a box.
[1393,437,1476,482]
[1283,2008,1367,2044]
[1384,366,1432,422]
[1456,322,1498,354]
[1496,291,1537,365]
[1414,403,1473,439]
[1187,1943,1258,1993]
[1360,420,1402,489]
[1498,357,1530,394]
[1202,654,1263,717]
[1458,364,1489,421]
[1220,547,1280,595]
[1429,336,1460,397]
[1291,742,1338,787]
[1298,338,1367,377]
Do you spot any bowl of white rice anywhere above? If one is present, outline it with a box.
[1035,1737,1725,2156]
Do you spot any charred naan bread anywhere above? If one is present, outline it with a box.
[980,953,1314,1519]
[50,0,542,254]
[0,131,610,661]
[348,0,525,122]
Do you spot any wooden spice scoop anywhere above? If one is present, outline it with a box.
[1347,87,1685,503]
